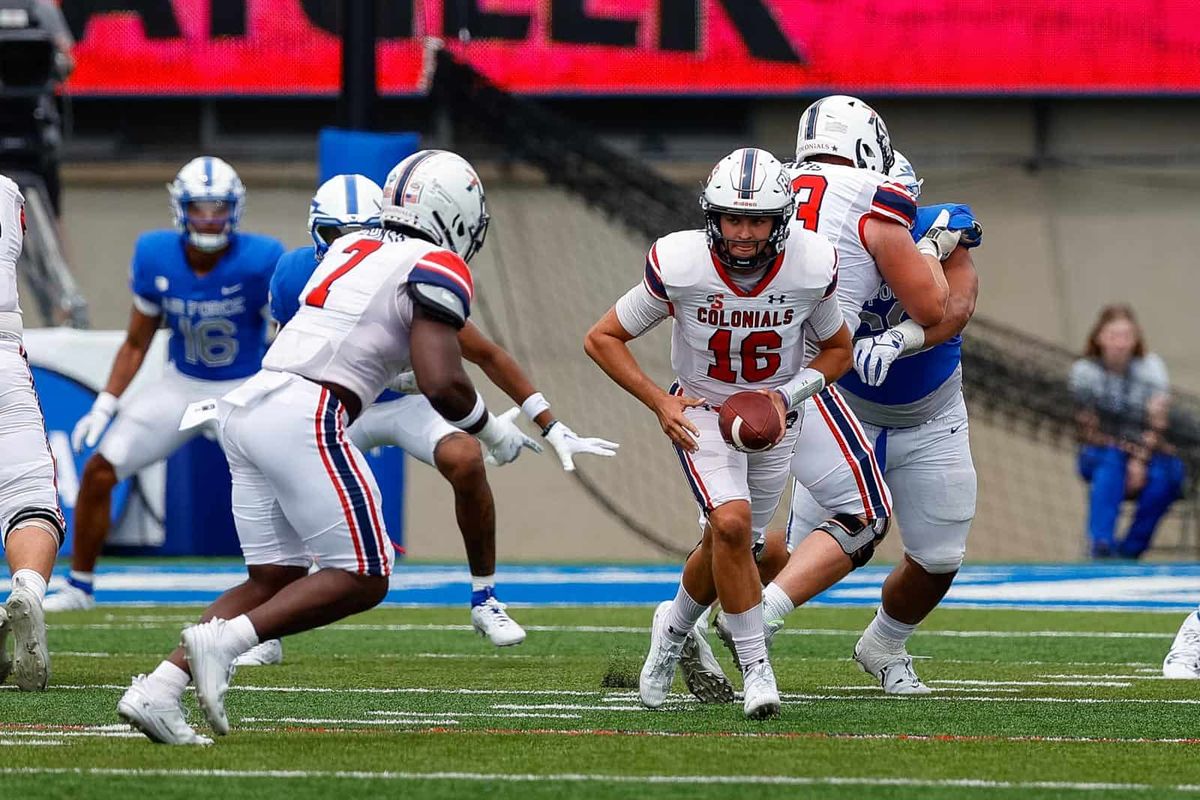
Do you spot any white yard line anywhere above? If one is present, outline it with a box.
[1,767,1198,792]
[930,680,1134,688]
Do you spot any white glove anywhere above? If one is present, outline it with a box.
[915,209,963,261]
[854,316,929,387]
[387,370,419,394]
[543,421,619,472]
[71,391,118,453]
[477,407,543,466]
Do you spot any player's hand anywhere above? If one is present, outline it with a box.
[477,407,544,466]
[653,392,705,453]
[854,330,906,387]
[915,209,962,261]
[543,421,619,472]
[756,389,789,445]
[387,370,419,394]
[71,391,118,453]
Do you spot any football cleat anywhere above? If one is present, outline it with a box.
[42,584,95,612]
[6,586,49,691]
[714,610,784,670]
[639,600,685,709]
[679,614,734,703]
[741,660,781,719]
[181,619,238,735]
[470,596,527,647]
[118,675,213,746]
[0,605,11,685]
[1163,612,1200,679]
[233,638,283,667]
[853,635,932,695]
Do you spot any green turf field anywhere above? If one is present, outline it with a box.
[3,605,1199,799]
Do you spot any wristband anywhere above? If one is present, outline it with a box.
[892,318,926,356]
[777,368,825,411]
[446,391,488,434]
[520,392,551,422]
[541,419,559,438]
[94,391,119,415]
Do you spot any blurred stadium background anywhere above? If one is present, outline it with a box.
[7,0,1200,563]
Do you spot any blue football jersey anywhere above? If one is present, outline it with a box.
[269,244,404,402]
[130,230,285,381]
[837,203,982,406]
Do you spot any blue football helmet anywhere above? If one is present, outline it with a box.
[167,156,246,252]
[308,174,383,257]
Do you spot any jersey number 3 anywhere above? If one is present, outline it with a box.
[707,329,783,383]
[791,174,828,232]
[305,239,383,308]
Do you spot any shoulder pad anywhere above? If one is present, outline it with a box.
[407,281,467,329]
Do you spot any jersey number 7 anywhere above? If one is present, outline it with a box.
[305,239,383,308]
[791,174,828,232]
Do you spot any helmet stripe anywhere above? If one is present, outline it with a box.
[394,151,438,206]
[738,148,756,200]
[203,156,213,186]
[343,174,358,215]
[804,98,825,141]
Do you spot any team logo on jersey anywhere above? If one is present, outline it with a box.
[767,293,787,304]
[220,283,242,296]
[706,293,725,310]
[155,276,169,292]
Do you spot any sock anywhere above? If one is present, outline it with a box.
[664,585,707,644]
[471,575,496,607]
[67,570,94,593]
[12,569,47,604]
[724,605,768,668]
[864,607,918,653]
[223,614,260,655]
[145,660,191,700]
[762,582,795,623]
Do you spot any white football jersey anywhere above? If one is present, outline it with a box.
[0,174,25,318]
[786,161,916,334]
[615,227,844,404]
[263,229,474,407]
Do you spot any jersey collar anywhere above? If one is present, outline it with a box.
[709,250,785,298]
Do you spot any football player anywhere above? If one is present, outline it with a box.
[790,151,983,694]
[586,147,853,719]
[0,174,66,691]
[117,149,540,745]
[267,173,617,650]
[44,157,285,612]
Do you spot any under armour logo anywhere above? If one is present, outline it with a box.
[767,294,787,304]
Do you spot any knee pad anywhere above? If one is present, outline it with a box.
[816,513,889,569]
[3,507,65,549]
[904,548,963,575]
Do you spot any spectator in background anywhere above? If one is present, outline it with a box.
[1070,305,1186,559]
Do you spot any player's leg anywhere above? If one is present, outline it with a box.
[0,341,67,690]
[856,400,975,694]
[1118,453,1185,559]
[48,374,199,610]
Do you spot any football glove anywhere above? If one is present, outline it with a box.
[477,407,543,466]
[71,391,118,452]
[387,370,419,394]
[853,317,928,387]
[543,421,619,472]
[915,208,962,261]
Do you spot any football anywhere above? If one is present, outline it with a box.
[718,390,783,453]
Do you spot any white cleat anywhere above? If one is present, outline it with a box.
[0,605,11,685]
[1163,612,1200,679]
[181,619,238,735]
[471,597,527,647]
[42,584,95,612]
[742,660,781,719]
[6,586,49,691]
[118,675,213,745]
[714,610,783,670]
[853,635,932,695]
[639,600,685,709]
[679,615,734,704]
[233,639,283,667]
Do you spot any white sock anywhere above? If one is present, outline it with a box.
[69,570,95,586]
[762,582,794,622]
[471,574,495,592]
[222,614,260,655]
[11,569,47,604]
[724,605,768,668]
[664,585,707,644]
[864,607,918,652]
[145,660,191,700]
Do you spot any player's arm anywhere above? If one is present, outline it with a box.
[585,298,703,453]
[459,322,617,471]
[71,304,160,452]
[918,244,978,348]
[768,294,852,424]
[864,216,948,327]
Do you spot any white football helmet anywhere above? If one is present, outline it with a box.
[888,150,923,199]
[380,150,489,262]
[795,95,895,175]
[309,174,383,256]
[168,156,245,252]
[699,147,795,271]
